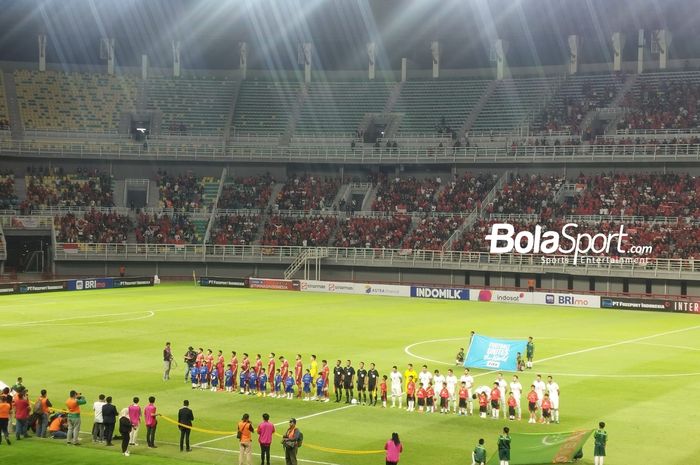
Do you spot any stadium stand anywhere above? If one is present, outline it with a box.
[372,174,441,212]
[156,172,218,212]
[14,70,137,131]
[146,77,237,134]
[55,210,132,244]
[217,175,275,210]
[136,212,200,244]
[0,171,18,210]
[434,173,496,213]
[275,175,340,211]
[21,168,114,210]
[261,215,337,246]
[471,77,557,133]
[296,81,393,134]
[618,71,700,131]
[211,214,261,245]
[394,79,490,134]
[334,215,412,249]
[232,81,300,134]
[0,72,9,132]
[402,215,462,250]
[484,174,566,219]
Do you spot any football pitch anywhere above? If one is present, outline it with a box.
[1,282,699,465]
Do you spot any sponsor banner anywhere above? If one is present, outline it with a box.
[360,283,410,297]
[67,278,114,291]
[113,277,154,288]
[410,286,469,300]
[248,278,297,291]
[533,292,600,308]
[10,216,46,229]
[299,280,359,294]
[0,284,17,295]
[600,297,700,314]
[472,289,533,304]
[464,334,528,372]
[18,281,68,294]
[199,277,248,288]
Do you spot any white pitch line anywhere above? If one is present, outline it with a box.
[192,404,356,447]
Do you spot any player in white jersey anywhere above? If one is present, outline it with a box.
[495,372,508,419]
[459,368,475,415]
[418,365,432,389]
[533,374,546,408]
[546,376,560,423]
[445,369,458,413]
[432,369,445,401]
[389,366,403,408]
[509,375,523,420]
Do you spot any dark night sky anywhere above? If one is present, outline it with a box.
[0,0,698,70]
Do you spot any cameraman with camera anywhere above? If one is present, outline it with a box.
[282,418,303,465]
[65,390,86,445]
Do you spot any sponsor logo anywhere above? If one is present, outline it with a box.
[76,280,84,290]
[411,287,469,300]
[0,286,16,294]
[674,301,700,313]
[601,298,671,311]
[545,294,555,304]
[478,290,526,303]
[485,222,652,264]
[546,294,590,306]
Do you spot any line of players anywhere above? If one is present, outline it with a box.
[183,348,560,423]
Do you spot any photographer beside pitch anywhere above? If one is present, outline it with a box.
[65,390,86,446]
[281,418,303,465]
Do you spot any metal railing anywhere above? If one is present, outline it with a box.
[52,242,700,277]
[3,139,700,164]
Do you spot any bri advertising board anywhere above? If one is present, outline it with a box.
[533,292,600,308]
[0,276,153,296]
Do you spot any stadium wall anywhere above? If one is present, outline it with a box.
[53,262,700,297]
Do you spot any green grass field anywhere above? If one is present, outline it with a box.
[1,283,699,465]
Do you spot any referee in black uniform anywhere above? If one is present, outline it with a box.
[343,360,355,404]
[356,362,368,405]
[333,360,344,403]
[367,362,379,406]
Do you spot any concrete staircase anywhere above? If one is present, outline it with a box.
[14,176,26,204]
[361,184,378,211]
[224,80,242,144]
[459,80,498,138]
[383,82,404,113]
[146,180,160,208]
[3,71,23,139]
[113,180,126,208]
[281,84,308,145]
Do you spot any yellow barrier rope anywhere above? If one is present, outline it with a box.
[48,408,382,455]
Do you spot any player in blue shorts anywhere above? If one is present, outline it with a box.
[285,375,295,399]
[224,365,234,392]
[248,371,258,395]
[191,363,200,389]
[210,370,219,391]
[302,369,313,401]
[315,374,325,401]
[259,369,268,397]
[199,364,209,390]
[274,369,282,398]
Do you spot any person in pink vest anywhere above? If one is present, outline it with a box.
[256,413,276,465]
[385,432,403,465]
[144,396,159,448]
[127,397,141,446]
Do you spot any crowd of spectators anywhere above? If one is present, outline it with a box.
[55,210,132,243]
[22,167,114,211]
[275,175,340,211]
[0,118,9,130]
[261,215,337,247]
[618,80,700,130]
[136,213,198,244]
[0,170,18,210]
[484,174,565,219]
[562,173,700,218]
[402,215,462,251]
[435,173,496,213]
[593,136,700,146]
[218,175,275,210]
[538,80,619,134]
[372,174,441,213]
[334,215,412,249]
[211,214,260,246]
[156,171,206,212]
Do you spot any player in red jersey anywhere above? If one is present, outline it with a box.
[541,393,552,424]
[216,350,225,390]
[507,392,517,420]
[195,348,204,368]
[490,383,501,419]
[527,385,538,424]
[321,359,331,402]
[240,353,251,394]
[254,354,263,389]
[294,354,303,398]
[379,375,388,408]
[406,376,416,412]
[205,349,214,372]
[479,392,488,418]
[439,386,450,413]
[425,383,435,413]
[416,385,426,412]
[230,351,239,390]
[458,382,469,416]
[279,355,289,383]
[267,353,276,397]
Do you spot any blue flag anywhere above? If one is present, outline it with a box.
[464,334,527,372]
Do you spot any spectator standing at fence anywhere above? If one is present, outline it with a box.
[92,394,106,443]
[178,400,194,452]
[118,408,132,456]
[385,432,403,465]
[65,390,86,446]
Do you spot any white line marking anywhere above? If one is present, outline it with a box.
[404,325,700,378]
[192,404,356,447]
